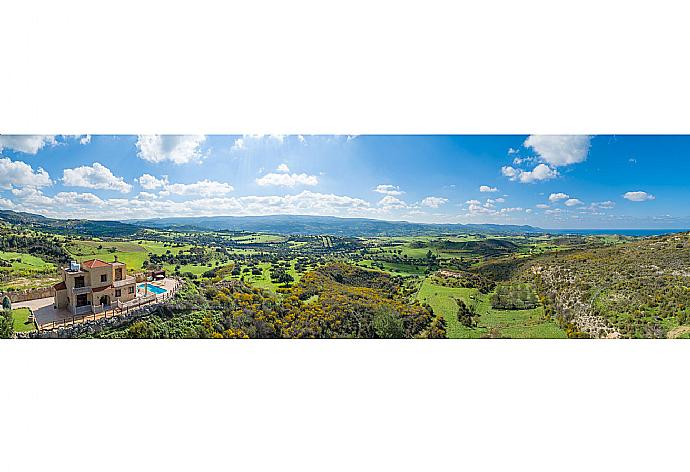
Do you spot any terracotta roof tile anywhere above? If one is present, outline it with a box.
[81,259,111,269]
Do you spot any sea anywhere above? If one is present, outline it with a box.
[547,229,689,237]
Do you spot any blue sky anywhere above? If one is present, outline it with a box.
[0,134,687,229]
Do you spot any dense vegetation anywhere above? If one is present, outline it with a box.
[1,210,688,339]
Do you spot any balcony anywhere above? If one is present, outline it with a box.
[113,276,136,288]
[71,286,92,295]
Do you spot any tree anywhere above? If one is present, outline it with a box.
[456,299,479,328]
[2,296,11,311]
[278,272,294,287]
[373,307,405,338]
[0,310,12,338]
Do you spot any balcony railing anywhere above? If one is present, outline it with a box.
[71,286,92,295]
[113,276,136,288]
[73,305,92,316]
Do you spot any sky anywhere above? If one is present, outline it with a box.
[0,134,688,229]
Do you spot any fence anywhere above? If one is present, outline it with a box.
[36,278,182,332]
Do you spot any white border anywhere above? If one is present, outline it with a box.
[2,1,690,471]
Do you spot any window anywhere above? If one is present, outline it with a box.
[115,289,122,297]
[128,286,135,294]
[100,274,107,283]
[74,276,85,288]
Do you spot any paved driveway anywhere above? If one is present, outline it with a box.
[13,297,72,327]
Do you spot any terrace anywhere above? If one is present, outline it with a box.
[13,277,182,331]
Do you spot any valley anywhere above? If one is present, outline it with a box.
[0,211,687,339]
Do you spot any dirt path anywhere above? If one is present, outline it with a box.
[667,326,690,339]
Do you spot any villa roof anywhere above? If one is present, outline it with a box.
[92,285,112,293]
[81,259,111,269]
[53,281,67,291]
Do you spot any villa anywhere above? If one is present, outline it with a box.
[53,258,138,315]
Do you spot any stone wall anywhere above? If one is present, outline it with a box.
[1,286,55,303]
[15,303,168,339]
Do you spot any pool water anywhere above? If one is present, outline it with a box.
[137,283,167,295]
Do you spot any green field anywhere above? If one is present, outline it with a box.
[416,279,567,339]
[0,251,59,291]
[11,308,35,333]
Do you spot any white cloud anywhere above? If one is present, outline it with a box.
[136,135,206,164]
[0,135,57,154]
[479,185,498,193]
[523,135,591,167]
[136,174,169,190]
[465,199,481,205]
[502,164,559,183]
[536,204,550,209]
[373,184,404,196]
[276,163,290,173]
[8,189,374,221]
[160,180,234,197]
[0,157,53,189]
[548,192,570,202]
[590,200,615,209]
[255,172,318,187]
[136,192,159,201]
[564,198,583,207]
[62,163,132,193]
[378,195,408,209]
[231,135,285,152]
[624,191,655,202]
[494,197,505,203]
[79,135,91,145]
[421,196,448,208]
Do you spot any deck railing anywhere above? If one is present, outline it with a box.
[38,278,182,332]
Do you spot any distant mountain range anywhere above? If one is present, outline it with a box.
[126,214,542,237]
[0,210,543,238]
[0,210,140,237]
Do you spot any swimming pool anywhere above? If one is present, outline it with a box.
[137,283,167,295]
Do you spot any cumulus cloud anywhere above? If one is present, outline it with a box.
[276,163,290,173]
[502,164,558,183]
[548,192,570,202]
[8,188,374,221]
[624,191,655,202]
[62,163,132,193]
[536,204,550,209]
[564,198,583,207]
[479,185,498,193]
[0,157,53,189]
[136,174,169,190]
[373,184,404,196]
[523,135,591,167]
[378,195,408,209]
[160,180,235,197]
[136,135,206,164]
[255,172,318,187]
[421,196,448,208]
[0,135,57,154]
[590,200,616,209]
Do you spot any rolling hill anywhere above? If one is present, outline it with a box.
[127,214,541,237]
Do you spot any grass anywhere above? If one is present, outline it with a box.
[11,308,35,332]
[416,278,567,339]
[0,251,55,271]
[0,251,59,291]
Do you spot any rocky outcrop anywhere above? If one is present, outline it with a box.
[532,265,620,339]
